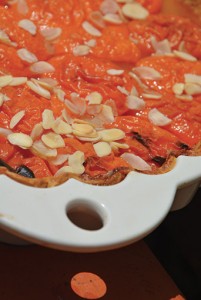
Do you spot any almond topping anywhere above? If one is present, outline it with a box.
[68,151,85,174]
[107,69,124,75]
[42,109,55,129]
[0,75,13,88]
[148,108,172,126]
[103,13,123,24]
[122,3,149,20]
[86,91,103,104]
[54,88,66,102]
[126,95,145,110]
[27,80,51,99]
[18,19,37,35]
[173,50,197,62]
[121,153,151,171]
[50,154,69,166]
[93,141,112,157]
[98,104,115,123]
[9,77,27,86]
[100,0,119,15]
[0,29,17,47]
[184,74,201,85]
[184,83,201,95]
[41,132,65,149]
[172,83,185,95]
[99,128,125,142]
[52,118,72,134]
[142,92,162,99]
[31,140,57,158]
[8,133,33,149]
[30,61,55,74]
[110,141,129,150]
[82,21,102,37]
[30,123,43,140]
[132,66,162,80]
[10,110,25,129]
[73,45,90,56]
[54,166,75,177]
[40,27,62,41]
[17,48,38,63]
[85,39,97,47]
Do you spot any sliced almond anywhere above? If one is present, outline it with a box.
[86,91,103,104]
[17,48,38,63]
[148,108,172,126]
[31,140,57,158]
[184,74,201,85]
[82,21,102,37]
[27,80,51,99]
[184,83,201,95]
[89,11,105,29]
[100,0,119,15]
[121,153,151,171]
[54,166,75,177]
[18,19,37,35]
[30,61,55,74]
[126,95,145,110]
[103,13,123,24]
[42,109,55,130]
[150,36,172,55]
[122,3,149,20]
[40,27,62,41]
[98,104,115,123]
[85,39,97,47]
[172,83,185,95]
[173,50,197,62]
[7,132,33,149]
[9,77,27,86]
[30,123,43,140]
[99,128,125,142]
[110,141,129,150]
[93,141,112,157]
[176,95,193,101]
[107,69,124,75]
[117,86,129,95]
[17,0,29,15]
[0,75,13,88]
[52,118,72,134]
[10,110,25,129]
[132,66,162,80]
[73,45,90,56]
[50,154,69,166]
[68,150,85,174]
[142,91,162,99]
[0,29,17,47]
[41,132,65,149]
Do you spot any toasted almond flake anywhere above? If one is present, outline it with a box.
[52,118,72,134]
[17,48,38,63]
[176,95,193,101]
[126,95,145,110]
[77,134,101,142]
[116,0,134,3]
[0,29,17,47]
[148,108,172,126]
[41,132,65,149]
[39,78,58,87]
[172,83,185,95]
[82,21,102,37]
[85,39,97,47]
[122,3,149,20]
[132,66,162,80]
[65,97,86,116]
[10,110,25,129]
[31,78,52,91]
[17,0,29,15]
[142,91,162,99]
[121,153,151,171]
[129,72,148,89]
[68,150,85,169]
[104,99,118,117]
[184,83,201,95]
[110,141,129,150]
[7,132,33,149]
[18,19,37,35]
[72,123,94,135]
[0,128,12,136]
[27,80,51,99]
[130,86,139,96]
[54,88,66,102]
[73,45,90,56]
[30,123,43,140]
[40,27,62,41]
[86,91,103,104]
[173,50,197,62]
[30,61,55,74]
[42,109,55,130]
[87,104,102,115]
[31,140,57,158]
[150,36,172,55]
[61,109,73,124]
[99,128,125,142]
[184,74,201,85]
[98,104,115,123]
[93,141,112,157]
[103,13,123,24]
[100,0,119,15]
[54,166,74,177]
[0,75,13,88]
[89,11,106,29]
[117,86,129,95]
[50,154,69,166]
[107,69,124,75]
[9,77,27,86]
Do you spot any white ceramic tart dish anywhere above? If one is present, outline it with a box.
[0,155,200,253]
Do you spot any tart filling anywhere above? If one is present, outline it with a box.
[0,0,200,186]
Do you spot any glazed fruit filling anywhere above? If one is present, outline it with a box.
[0,0,201,179]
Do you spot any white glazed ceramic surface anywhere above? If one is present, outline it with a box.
[0,155,201,252]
